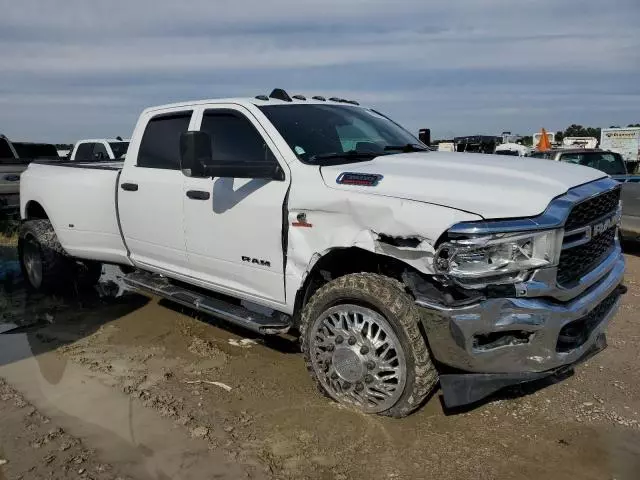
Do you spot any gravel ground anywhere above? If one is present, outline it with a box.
[1,243,639,479]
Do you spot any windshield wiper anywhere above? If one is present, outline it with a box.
[383,144,428,153]
[308,150,380,163]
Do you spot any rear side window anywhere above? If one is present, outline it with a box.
[92,142,109,160]
[75,143,94,161]
[200,111,276,163]
[138,112,192,169]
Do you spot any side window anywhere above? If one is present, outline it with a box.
[0,139,15,163]
[75,143,95,161]
[200,111,276,163]
[92,142,109,160]
[138,112,192,169]
[559,153,582,165]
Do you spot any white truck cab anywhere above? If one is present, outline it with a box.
[70,138,129,162]
[18,89,626,416]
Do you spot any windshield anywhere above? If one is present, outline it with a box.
[560,151,626,175]
[109,141,129,159]
[258,104,422,164]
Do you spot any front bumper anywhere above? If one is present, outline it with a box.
[419,248,625,375]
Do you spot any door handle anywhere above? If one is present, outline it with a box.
[4,174,20,182]
[186,190,210,200]
[121,183,138,191]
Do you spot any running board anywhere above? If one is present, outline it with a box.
[123,271,291,335]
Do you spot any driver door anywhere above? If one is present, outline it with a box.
[182,105,290,305]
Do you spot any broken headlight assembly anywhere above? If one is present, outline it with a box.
[434,229,564,288]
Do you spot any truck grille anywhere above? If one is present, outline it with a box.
[557,227,616,286]
[556,289,620,352]
[557,187,620,287]
[564,187,620,231]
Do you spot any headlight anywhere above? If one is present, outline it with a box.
[434,229,563,288]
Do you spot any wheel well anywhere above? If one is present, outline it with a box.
[293,247,417,323]
[25,201,48,220]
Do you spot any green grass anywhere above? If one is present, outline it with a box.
[0,213,19,246]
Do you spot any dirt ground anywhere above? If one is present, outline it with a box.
[1,238,639,480]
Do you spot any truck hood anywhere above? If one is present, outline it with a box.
[320,152,606,219]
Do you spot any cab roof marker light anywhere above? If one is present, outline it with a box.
[292,94,307,100]
[255,95,269,101]
[312,96,326,101]
[269,88,293,102]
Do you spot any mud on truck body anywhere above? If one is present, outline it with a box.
[18,89,625,416]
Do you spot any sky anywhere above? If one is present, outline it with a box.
[1,0,639,143]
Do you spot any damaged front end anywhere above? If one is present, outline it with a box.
[404,178,626,408]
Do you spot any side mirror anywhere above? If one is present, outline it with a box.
[180,131,211,178]
[94,151,105,161]
[180,130,284,181]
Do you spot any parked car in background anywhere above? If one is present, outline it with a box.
[18,89,625,415]
[70,138,130,162]
[494,143,530,157]
[1,134,59,212]
[528,149,627,176]
[528,148,640,241]
[617,176,640,241]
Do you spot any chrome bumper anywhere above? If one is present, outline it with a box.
[419,249,625,374]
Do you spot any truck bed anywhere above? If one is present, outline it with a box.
[20,162,129,264]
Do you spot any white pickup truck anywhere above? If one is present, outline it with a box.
[18,89,626,416]
[69,138,129,162]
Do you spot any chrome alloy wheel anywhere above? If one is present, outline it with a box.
[23,234,43,289]
[309,304,407,413]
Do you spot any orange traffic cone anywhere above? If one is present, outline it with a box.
[537,128,551,151]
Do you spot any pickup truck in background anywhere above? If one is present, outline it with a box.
[1,134,59,212]
[70,138,130,162]
[18,89,626,416]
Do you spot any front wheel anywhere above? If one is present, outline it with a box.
[300,273,439,417]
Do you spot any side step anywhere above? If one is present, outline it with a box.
[123,271,291,335]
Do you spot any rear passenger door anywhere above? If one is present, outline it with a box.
[182,105,290,304]
[118,109,194,274]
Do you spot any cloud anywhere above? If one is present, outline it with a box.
[1,0,639,141]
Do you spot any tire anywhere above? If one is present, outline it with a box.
[300,273,438,417]
[18,219,102,292]
[77,260,103,289]
[19,219,71,292]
